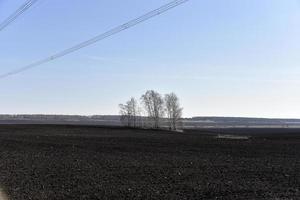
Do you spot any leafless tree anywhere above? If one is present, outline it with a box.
[119,103,130,127]
[165,92,183,130]
[141,90,164,128]
[119,97,139,127]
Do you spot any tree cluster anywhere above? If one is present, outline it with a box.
[119,90,183,130]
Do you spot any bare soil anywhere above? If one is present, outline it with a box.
[0,125,299,199]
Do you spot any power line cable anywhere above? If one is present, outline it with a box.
[0,0,190,79]
[0,0,38,32]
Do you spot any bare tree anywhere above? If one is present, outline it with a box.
[165,92,183,130]
[119,103,130,127]
[119,97,139,127]
[141,90,164,128]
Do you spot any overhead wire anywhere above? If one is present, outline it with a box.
[0,0,190,79]
[0,0,38,32]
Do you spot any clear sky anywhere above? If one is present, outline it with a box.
[0,0,300,118]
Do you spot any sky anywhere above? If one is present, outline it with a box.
[0,0,300,118]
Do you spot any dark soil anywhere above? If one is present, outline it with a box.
[0,125,299,199]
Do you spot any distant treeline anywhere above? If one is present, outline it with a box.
[1,115,300,128]
[0,115,120,121]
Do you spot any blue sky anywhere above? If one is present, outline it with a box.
[0,0,300,118]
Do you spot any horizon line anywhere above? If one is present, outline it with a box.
[1,113,300,120]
